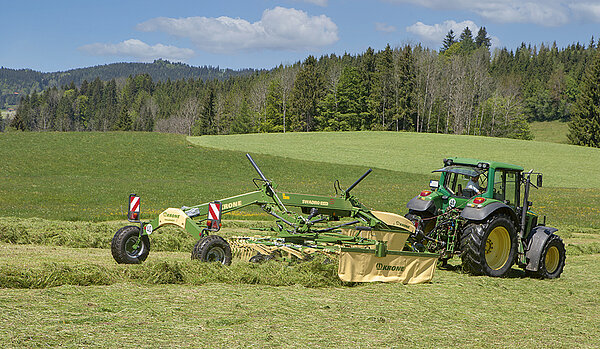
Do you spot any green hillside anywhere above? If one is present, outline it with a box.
[0,132,428,221]
[530,121,570,144]
[1,131,599,228]
[189,131,600,189]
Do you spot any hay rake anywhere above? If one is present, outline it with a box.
[111,154,438,284]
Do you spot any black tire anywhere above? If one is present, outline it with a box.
[249,253,274,263]
[530,234,566,279]
[460,214,517,277]
[191,235,232,265]
[111,225,150,264]
[405,210,435,234]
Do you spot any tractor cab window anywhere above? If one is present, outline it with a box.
[436,166,488,198]
[493,170,519,206]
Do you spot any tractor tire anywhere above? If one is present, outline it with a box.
[249,253,274,263]
[529,234,566,279]
[191,235,232,265]
[405,210,435,234]
[460,214,517,277]
[111,226,150,264]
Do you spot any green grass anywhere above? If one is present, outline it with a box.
[0,132,431,221]
[2,131,600,347]
[189,131,600,189]
[530,120,570,144]
[1,244,599,347]
[2,131,600,227]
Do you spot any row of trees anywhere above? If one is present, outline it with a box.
[9,28,600,143]
[0,60,257,109]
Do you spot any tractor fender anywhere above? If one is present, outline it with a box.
[460,202,518,225]
[525,226,559,272]
[406,195,436,214]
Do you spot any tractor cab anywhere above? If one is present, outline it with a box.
[416,157,526,214]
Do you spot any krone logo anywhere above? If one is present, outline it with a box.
[449,198,456,208]
[376,263,405,272]
[223,201,242,210]
[145,224,153,234]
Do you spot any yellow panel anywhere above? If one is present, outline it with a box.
[342,229,409,251]
[338,251,437,284]
[158,208,188,229]
[371,211,416,233]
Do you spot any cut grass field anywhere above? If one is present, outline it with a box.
[2,131,600,347]
[1,243,600,347]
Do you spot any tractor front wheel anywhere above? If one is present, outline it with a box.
[461,214,517,277]
[529,234,566,279]
[111,226,150,264]
[191,235,232,265]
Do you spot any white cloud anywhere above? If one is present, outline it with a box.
[389,0,572,26]
[137,7,339,53]
[569,2,600,22]
[406,20,501,48]
[375,22,397,33]
[300,0,328,6]
[79,39,194,61]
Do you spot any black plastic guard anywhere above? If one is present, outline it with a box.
[460,201,518,223]
[406,196,435,214]
[525,226,559,272]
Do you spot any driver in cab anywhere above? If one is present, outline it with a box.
[466,175,482,195]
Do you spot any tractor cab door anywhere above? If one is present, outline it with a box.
[492,169,520,208]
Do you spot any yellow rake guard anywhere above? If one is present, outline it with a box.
[339,212,438,284]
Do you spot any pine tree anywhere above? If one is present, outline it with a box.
[459,27,476,53]
[441,30,456,52]
[290,56,325,131]
[475,27,491,49]
[568,52,600,147]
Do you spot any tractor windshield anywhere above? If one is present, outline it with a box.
[434,165,488,198]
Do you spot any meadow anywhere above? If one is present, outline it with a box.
[530,120,570,144]
[1,130,600,347]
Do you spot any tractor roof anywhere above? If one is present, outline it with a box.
[445,157,524,171]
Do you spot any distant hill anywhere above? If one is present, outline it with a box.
[0,60,259,108]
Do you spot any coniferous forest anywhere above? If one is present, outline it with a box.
[5,28,600,146]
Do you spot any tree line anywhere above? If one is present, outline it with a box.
[0,60,258,109]
[8,28,600,144]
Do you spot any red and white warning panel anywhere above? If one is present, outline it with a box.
[206,201,222,231]
[128,194,140,221]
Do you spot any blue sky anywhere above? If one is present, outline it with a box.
[3,0,600,72]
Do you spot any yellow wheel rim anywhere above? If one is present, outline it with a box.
[545,246,560,273]
[485,226,511,270]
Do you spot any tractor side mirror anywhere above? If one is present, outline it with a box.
[537,174,543,188]
[429,180,439,190]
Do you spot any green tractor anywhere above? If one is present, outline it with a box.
[406,157,565,279]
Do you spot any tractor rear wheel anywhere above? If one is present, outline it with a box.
[529,234,566,279]
[461,214,517,277]
[111,226,150,264]
[191,235,232,265]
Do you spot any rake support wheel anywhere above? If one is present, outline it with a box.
[461,214,517,277]
[191,235,232,265]
[111,225,150,264]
